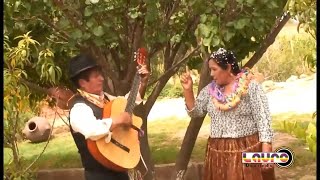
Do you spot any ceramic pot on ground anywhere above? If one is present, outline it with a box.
[22,117,52,143]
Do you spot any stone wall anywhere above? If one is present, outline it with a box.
[37,163,204,180]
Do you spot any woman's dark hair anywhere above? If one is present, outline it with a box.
[70,66,102,88]
[207,48,241,75]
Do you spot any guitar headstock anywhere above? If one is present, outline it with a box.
[134,48,147,66]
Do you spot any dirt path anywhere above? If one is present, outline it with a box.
[273,132,316,180]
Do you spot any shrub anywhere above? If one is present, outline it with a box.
[273,113,317,159]
[243,31,315,82]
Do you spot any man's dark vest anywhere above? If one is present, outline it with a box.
[68,94,112,172]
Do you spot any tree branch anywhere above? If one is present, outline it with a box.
[149,43,166,59]
[244,12,291,68]
[163,0,181,27]
[38,16,70,42]
[149,45,200,85]
[19,78,50,95]
[125,2,146,83]
[110,49,122,76]
[88,45,119,83]
[174,53,211,178]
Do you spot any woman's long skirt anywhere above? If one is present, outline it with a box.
[203,133,276,180]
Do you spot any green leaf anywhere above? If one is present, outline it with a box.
[224,30,235,42]
[211,37,220,47]
[55,66,62,81]
[86,20,94,28]
[71,29,83,39]
[58,18,70,29]
[102,21,112,28]
[23,2,31,11]
[267,1,278,8]
[93,38,105,46]
[93,26,105,37]
[252,11,261,17]
[226,21,234,27]
[306,122,316,136]
[145,4,157,22]
[84,6,93,17]
[157,32,168,43]
[252,19,265,32]
[200,14,207,23]
[49,66,55,83]
[198,24,210,37]
[82,33,91,40]
[170,34,182,43]
[306,134,316,153]
[285,121,296,134]
[246,0,255,5]
[214,0,227,9]
[187,0,197,6]
[292,125,306,139]
[234,18,250,30]
[128,11,139,19]
[203,37,212,46]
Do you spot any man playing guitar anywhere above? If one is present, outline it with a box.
[67,53,149,180]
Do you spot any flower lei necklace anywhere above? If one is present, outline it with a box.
[209,68,254,111]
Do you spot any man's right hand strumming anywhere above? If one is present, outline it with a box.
[110,112,132,131]
[180,66,195,110]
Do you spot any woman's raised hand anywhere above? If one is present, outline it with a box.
[180,66,193,91]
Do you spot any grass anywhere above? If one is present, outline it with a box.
[4,113,315,170]
[4,134,81,169]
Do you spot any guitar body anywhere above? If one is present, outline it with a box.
[87,97,143,172]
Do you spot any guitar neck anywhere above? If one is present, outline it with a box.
[125,72,141,114]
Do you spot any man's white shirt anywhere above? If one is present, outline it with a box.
[69,92,142,141]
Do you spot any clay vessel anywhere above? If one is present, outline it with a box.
[22,117,52,143]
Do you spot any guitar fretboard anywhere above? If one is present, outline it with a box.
[125,71,141,114]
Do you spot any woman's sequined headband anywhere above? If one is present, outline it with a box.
[208,48,238,70]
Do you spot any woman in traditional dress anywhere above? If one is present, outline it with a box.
[180,48,276,180]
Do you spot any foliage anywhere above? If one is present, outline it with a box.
[4,0,287,93]
[4,32,59,179]
[274,114,316,158]
[249,31,315,81]
[285,0,316,39]
[284,0,316,71]
[159,84,184,99]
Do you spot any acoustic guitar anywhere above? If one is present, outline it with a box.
[87,48,147,172]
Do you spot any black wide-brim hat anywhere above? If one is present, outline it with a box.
[69,54,100,79]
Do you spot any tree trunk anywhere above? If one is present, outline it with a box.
[173,57,211,179]
[133,102,155,180]
[11,136,21,169]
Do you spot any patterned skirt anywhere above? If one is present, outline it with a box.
[203,133,276,180]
